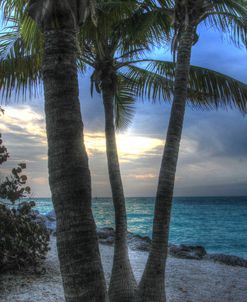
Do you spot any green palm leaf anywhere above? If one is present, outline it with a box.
[203,0,247,46]
[114,74,136,130]
[0,35,42,100]
[121,60,247,112]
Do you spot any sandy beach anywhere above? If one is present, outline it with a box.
[1,237,247,302]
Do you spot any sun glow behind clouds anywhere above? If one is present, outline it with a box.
[85,132,164,160]
[117,135,163,160]
[1,103,246,197]
[0,105,166,196]
[1,105,164,161]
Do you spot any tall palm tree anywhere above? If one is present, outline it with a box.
[1,2,247,301]
[0,3,172,301]
[79,3,171,301]
[79,3,247,300]
[0,1,107,302]
[137,1,247,301]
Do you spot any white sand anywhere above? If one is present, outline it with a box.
[1,237,247,302]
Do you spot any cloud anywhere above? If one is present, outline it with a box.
[0,105,49,196]
[1,101,246,197]
[132,173,157,180]
[0,105,165,196]
[1,26,246,197]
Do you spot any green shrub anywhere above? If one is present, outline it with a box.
[0,131,50,272]
[0,201,50,272]
[0,133,9,165]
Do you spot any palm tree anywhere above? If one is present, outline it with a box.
[0,3,170,301]
[1,2,247,301]
[78,3,247,300]
[0,1,107,302]
[79,3,171,301]
[136,1,247,301]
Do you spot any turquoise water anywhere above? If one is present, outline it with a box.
[33,196,247,259]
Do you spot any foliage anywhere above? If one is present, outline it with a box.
[0,108,9,165]
[0,133,9,165]
[121,61,247,112]
[0,201,50,272]
[0,163,31,203]
[0,134,49,273]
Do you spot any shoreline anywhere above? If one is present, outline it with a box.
[1,237,247,302]
[39,196,247,261]
[44,210,247,267]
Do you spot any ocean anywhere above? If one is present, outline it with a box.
[32,196,247,259]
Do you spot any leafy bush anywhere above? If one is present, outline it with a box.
[0,202,50,272]
[0,163,32,203]
[0,133,9,165]
[0,132,50,272]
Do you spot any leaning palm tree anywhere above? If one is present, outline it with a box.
[78,3,247,301]
[0,1,108,302]
[136,1,247,301]
[80,3,171,301]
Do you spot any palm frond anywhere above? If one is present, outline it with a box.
[203,0,247,47]
[114,74,136,130]
[80,0,171,61]
[188,63,247,111]
[121,60,247,113]
[0,26,42,100]
[116,4,172,54]
[0,0,44,100]
[120,64,173,102]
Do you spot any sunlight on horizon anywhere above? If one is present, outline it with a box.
[0,105,164,161]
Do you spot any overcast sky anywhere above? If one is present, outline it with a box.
[0,25,247,197]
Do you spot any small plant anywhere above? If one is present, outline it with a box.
[0,133,9,165]
[0,163,31,203]
[0,201,50,272]
[0,132,50,273]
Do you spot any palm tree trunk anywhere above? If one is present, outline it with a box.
[43,29,107,302]
[138,26,194,302]
[102,82,137,302]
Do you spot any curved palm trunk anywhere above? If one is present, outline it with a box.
[138,27,194,302]
[102,83,137,302]
[43,29,107,302]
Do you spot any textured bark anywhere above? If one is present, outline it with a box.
[43,29,107,302]
[102,83,137,302]
[138,26,194,302]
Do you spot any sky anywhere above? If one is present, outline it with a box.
[0,25,247,198]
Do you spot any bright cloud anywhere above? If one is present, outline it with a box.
[85,132,163,161]
[0,105,166,197]
[0,105,47,145]
[1,106,164,161]
[133,173,157,180]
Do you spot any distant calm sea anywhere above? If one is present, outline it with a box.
[32,196,247,259]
